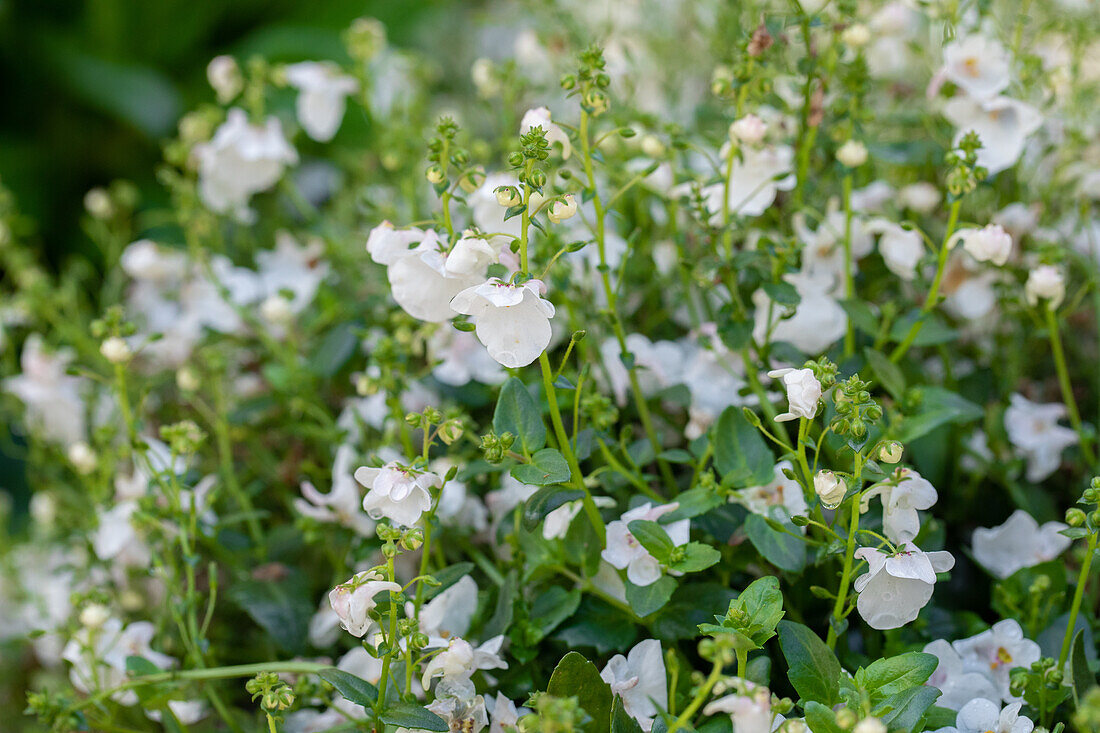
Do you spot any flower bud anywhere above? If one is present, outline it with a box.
[207,55,243,104]
[814,470,846,509]
[841,24,871,48]
[84,188,114,220]
[548,194,578,224]
[260,294,294,325]
[495,186,521,207]
[641,135,665,158]
[835,709,857,730]
[853,718,886,733]
[438,419,464,445]
[425,165,446,185]
[100,336,132,364]
[837,140,868,168]
[729,114,767,145]
[877,441,904,464]
[176,367,200,392]
[1066,507,1086,527]
[67,442,98,475]
[79,603,111,629]
[528,169,547,189]
[1025,265,1065,309]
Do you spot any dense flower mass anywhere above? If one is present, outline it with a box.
[2,2,1100,732]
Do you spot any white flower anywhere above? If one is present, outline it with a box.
[941,254,999,321]
[813,471,846,509]
[414,576,479,646]
[548,195,578,224]
[92,500,151,569]
[257,231,330,313]
[367,221,424,265]
[599,334,685,406]
[1025,265,1065,308]
[941,36,1012,101]
[754,273,848,355]
[735,461,809,522]
[868,220,923,281]
[387,231,481,323]
[941,700,1034,733]
[354,462,439,527]
[703,685,774,733]
[952,620,1040,701]
[971,509,1071,579]
[488,693,528,733]
[841,24,871,48]
[950,224,1013,266]
[4,335,87,444]
[898,182,941,214]
[206,55,243,104]
[450,278,556,368]
[942,96,1041,176]
[602,502,689,587]
[295,444,375,536]
[520,107,571,159]
[729,115,767,145]
[429,328,506,386]
[543,496,616,541]
[794,206,873,287]
[285,61,359,142]
[194,109,298,219]
[1004,393,1078,482]
[860,468,938,544]
[62,618,177,705]
[836,140,868,167]
[767,368,822,422]
[700,144,795,220]
[421,636,509,688]
[328,570,401,638]
[923,639,1001,710]
[852,544,954,630]
[599,639,667,732]
[446,231,501,278]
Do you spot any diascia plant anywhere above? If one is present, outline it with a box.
[3,0,1100,731]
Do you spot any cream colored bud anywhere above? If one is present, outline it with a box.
[842,24,871,47]
[176,367,200,392]
[260,294,294,325]
[67,442,98,475]
[548,194,578,224]
[814,470,847,509]
[837,140,868,168]
[100,336,132,364]
[79,603,111,629]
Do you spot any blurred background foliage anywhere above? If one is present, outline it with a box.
[0,0,452,267]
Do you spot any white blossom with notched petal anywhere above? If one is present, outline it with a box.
[938,699,1033,733]
[4,335,87,445]
[387,231,482,323]
[923,639,1001,710]
[950,224,1013,266]
[354,462,439,527]
[700,144,795,220]
[367,221,424,265]
[971,509,1071,579]
[754,273,848,356]
[952,620,1040,702]
[868,220,923,280]
[450,278,556,368]
[602,502,689,587]
[328,570,401,638]
[860,468,938,544]
[767,368,822,422]
[853,544,954,630]
[599,639,667,732]
[940,36,1012,100]
[942,96,1041,176]
[194,109,298,220]
[1004,393,1078,482]
[285,61,359,142]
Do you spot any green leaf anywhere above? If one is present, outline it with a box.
[422,562,476,601]
[522,486,585,531]
[125,656,163,676]
[494,377,546,453]
[530,586,582,642]
[512,448,572,486]
[382,702,448,732]
[1071,630,1095,705]
[627,519,675,562]
[661,487,724,521]
[308,321,359,377]
[712,407,774,488]
[734,576,785,646]
[839,299,879,337]
[547,652,614,733]
[611,696,644,733]
[778,621,841,706]
[764,280,801,306]
[856,652,938,701]
[873,686,941,733]
[896,387,982,443]
[804,701,845,733]
[228,575,312,655]
[318,668,379,707]
[864,347,906,402]
[670,542,721,573]
[744,512,806,572]
[555,596,639,654]
[484,570,517,638]
[625,576,677,618]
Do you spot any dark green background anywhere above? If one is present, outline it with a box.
[0,0,447,265]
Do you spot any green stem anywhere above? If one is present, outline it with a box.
[540,352,606,544]
[1045,306,1096,466]
[827,452,864,650]
[667,658,723,733]
[1058,530,1097,668]
[889,200,961,363]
